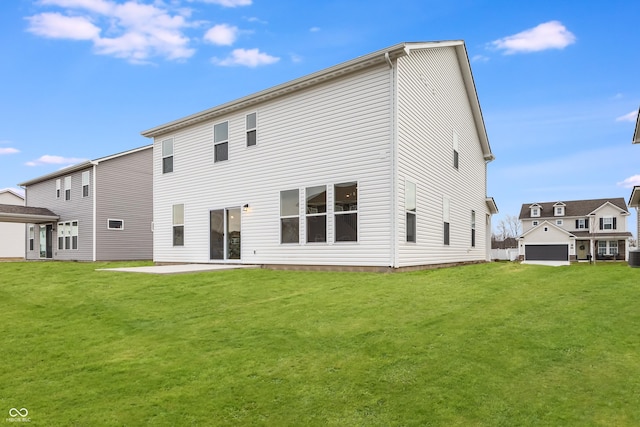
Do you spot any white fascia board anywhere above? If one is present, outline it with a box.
[629,186,640,208]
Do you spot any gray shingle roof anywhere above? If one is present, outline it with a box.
[518,198,629,220]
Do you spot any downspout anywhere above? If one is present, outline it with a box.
[91,162,98,262]
[388,51,398,268]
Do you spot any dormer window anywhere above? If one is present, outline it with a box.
[531,207,540,217]
[553,202,565,216]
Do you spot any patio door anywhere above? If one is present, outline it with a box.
[210,208,241,260]
[39,224,53,259]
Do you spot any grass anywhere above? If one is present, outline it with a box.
[1,261,639,426]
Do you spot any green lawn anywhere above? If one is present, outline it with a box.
[1,261,639,426]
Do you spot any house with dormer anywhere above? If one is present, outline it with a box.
[518,198,632,264]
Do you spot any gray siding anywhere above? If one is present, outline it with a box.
[26,168,94,261]
[95,148,153,260]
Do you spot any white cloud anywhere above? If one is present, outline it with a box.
[26,12,101,40]
[618,175,640,188]
[309,27,320,32]
[204,24,238,46]
[472,54,489,63]
[213,48,279,67]
[490,21,576,54]
[0,147,20,155]
[191,0,252,6]
[25,155,87,166]
[39,0,114,14]
[26,1,195,63]
[615,110,638,122]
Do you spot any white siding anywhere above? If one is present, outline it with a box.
[153,64,394,266]
[396,47,490,267]
[0,191,25,258]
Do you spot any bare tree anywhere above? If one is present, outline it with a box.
[494,214,522,240]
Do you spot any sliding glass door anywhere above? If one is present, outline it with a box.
[210,208,241,260]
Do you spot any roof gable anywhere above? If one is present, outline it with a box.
[519,220,575,239]
[140,41,493,162]
[18,145,152,187]
[519,198,630,220]
[630,186,640,208]
[634,106,640,144]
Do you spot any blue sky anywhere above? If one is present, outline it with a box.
[1,0,639,235]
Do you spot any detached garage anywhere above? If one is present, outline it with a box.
[519,222,575,266]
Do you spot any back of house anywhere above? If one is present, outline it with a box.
[142,41,497,270]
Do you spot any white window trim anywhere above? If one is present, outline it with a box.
[214,121,229,163]
[334,181,358,243]
[556,219,563,226]
[603,216,614,230]
[405,180,417,243]
[305,185,327,244]
[280,189,300,244]
[246,112,257,148]
[64,176,71,201]
[82,171,90,198]
[162,138,174,174]
[56,179,61,199]
[531,208,540,217]
[107,219,125,230]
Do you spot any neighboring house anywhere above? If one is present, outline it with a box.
[141,41,498,270]
[17,145,153,261]
[0,189,26,259]
[518,198,632,264]
[628,107,640,240]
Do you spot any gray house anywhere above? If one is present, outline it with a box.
[18,145,153,261]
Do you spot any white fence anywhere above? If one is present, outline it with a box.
[491,248,519,261]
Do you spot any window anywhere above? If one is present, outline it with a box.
[452,131,459,169]
[173,204,184,246]
[29,226,34,251]
[71,221,78,249]
[406,181,416,242]
[280,189,299,244]
[82,171,90,197]
[555,206,564,216]
[600,217,616,230]
[531,206,540,217]
[57,221,78,250]
[246,112,257,147]
[162,139,174,173]
[214,121,229,162]
[532,220,539,226]
[576,218,588,229]
[471,210,476,247]
[335,182,357,242]
[56,179,61,199]
[306,186,327,243]
[108,219,124,230]
[58,222,64,250]
[443,197,450,246]
[598,240,618,256]
[64,176,71,201]
[556,220,563,226]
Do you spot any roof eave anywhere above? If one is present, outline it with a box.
[0,213,59,224]
[18,161,94,187]
[629,186,640,208]
[141,43,412,139]
[633,106,640,144]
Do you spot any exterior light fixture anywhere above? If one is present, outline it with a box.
[243,204,249,212]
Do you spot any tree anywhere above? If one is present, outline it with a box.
[494,214,522,241]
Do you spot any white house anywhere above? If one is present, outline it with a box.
[518,198,632,265]
[0,189,26,259]
[142,41,498,270]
